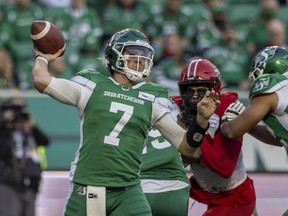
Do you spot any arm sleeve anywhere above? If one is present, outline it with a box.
[200,132,242,178]
[43,77,83,106]
[155,113,186,149]
[151,97,172,125]
[43,76,94,117]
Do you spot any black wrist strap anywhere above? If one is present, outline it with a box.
[186,120,209,148]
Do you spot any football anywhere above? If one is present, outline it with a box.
[30,20,66,56]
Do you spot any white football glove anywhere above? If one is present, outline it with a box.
[222,100,245,121]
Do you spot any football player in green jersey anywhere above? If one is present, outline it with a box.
[221,46,287,153]
[32,28,219,216]
[140,102,190,216]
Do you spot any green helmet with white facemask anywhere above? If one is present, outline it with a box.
[105,28,155,83]
[250,46,288,80]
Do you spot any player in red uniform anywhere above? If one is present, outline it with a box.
[174,58,256,216]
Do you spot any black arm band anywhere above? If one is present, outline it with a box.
[186,120,209,148]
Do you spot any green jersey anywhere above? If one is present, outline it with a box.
[141,127,189,184]
[249,73,288,150]
[70,70,170,187]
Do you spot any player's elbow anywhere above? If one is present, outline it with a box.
[32,75,50,93]
[179,145,202,163]
[221,122,239,139]
[223,131,238,139]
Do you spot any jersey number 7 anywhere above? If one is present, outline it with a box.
[104,102,134,146]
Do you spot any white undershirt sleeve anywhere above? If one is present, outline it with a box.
[43,77,93,116]
[44,77,82,106]
[155,113,186,149]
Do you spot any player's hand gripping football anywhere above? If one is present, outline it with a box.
[33,46,65,63]
[222,100,245,121]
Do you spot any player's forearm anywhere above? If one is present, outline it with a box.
[155,114,201,159]
[179,118,209,161]
[221,116,255,139]
[155,114,185,150]
[156,112,208,160]
[32,57,52,92]
[248,125,283,147]
[178,135,202,161]
[196,114,209,129]
[221,121,235,138]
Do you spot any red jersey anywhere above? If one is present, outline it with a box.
[172,92,256,207]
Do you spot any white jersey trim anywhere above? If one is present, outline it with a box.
[275,85,288,113]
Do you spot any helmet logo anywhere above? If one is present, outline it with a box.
[255,47,276,68]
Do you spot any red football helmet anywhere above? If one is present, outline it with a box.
[178,58,221,111]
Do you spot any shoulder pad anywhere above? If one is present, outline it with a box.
[140,82,169,98]
[249,73,288,99]
[75,70,100,78]
[75,70,108,83]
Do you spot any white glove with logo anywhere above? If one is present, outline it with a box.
[222,100,245,121]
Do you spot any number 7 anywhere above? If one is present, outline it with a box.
[104,102,134,146]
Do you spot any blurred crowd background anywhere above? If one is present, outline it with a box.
[1,0,288,174]
[0,0,288,93]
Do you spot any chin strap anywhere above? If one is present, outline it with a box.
[124,71,143,83]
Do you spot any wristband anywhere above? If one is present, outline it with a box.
[35,55,48,65]
[186,120,209,148]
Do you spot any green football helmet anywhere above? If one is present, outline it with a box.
[105,28,155,83]
[250,46,288,80]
